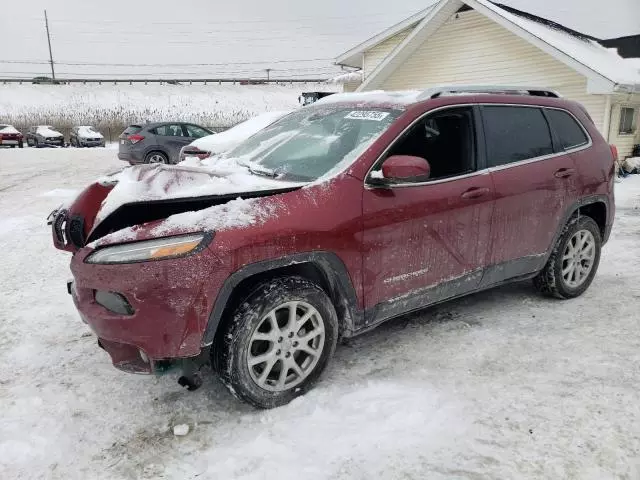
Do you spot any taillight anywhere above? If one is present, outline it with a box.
[610,144,618,162]
[181,147,211,160]
[129,134,145,144]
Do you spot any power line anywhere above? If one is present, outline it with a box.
[0,57,336,67]
[15,10,421,26]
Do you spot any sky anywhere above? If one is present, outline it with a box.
[0,0,638,80]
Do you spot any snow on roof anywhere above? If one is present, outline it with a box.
[489,2,640,85]
[327,71,363,84]
[314,90,421,107]
[190,111,290,154]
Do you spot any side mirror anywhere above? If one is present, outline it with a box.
[375,155,431,183]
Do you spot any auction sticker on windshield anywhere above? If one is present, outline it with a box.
[344,111,390,121]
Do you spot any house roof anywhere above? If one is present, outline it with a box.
[338,0,640,93]
[335,5,436,69]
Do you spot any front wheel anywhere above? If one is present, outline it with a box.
[534,216,602,299]
[215,276,338,408]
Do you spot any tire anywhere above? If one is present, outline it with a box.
[215,276,338,409]
[18,141,23,148]
[145,151,169,164]
[534,215,602,299]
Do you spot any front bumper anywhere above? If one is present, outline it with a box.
[68,248,229,373]
[41,138,64,147]
[79,139,105,147]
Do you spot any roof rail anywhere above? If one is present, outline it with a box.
[417,85,561,100]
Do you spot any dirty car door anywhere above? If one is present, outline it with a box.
[361,105,494,319]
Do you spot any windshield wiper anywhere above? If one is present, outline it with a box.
[248,164,278,178]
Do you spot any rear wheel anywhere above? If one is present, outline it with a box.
[145,151,168,164]
[215,276,338,408]
[18,141,23,148]
[534,216,601,299]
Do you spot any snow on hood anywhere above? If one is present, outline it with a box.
[92,196,274,247]
[189,111,290,155]
[0,125,20,135]
[36,126,63,137]
[77,126,104,139]
[95,156,304,224]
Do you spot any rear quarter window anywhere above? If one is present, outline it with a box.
[122,125,142,135]
[545,109,589,150]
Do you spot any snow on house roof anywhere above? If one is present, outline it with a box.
[493,3,640,86]
[340,0,640,92]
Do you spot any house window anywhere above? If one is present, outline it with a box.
[619,107,637,135]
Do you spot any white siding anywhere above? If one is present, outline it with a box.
[608,96,640,159]
[363,28,412,80]
[376,10,608,133]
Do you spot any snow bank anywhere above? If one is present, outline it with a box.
[189,111,290,155]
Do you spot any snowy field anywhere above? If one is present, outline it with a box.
[0,83,336,132]
[1,147,640,479]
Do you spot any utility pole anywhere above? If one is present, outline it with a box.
[44,10,56,80]
[265,68,271,81]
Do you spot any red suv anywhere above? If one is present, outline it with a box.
[50,86,615,408]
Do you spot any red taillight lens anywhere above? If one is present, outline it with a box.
[610,144,618,162]
[181,147,211,160]
[129,134,145,145]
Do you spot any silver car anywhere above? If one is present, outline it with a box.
[70,126,105,148]
[118,122,212,165]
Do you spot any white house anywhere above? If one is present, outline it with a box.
[335,0,640,159]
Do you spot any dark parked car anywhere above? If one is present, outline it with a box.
[0,124,24,148]
[70,126,105,148]
[118,122,212,165]
[50,86,615,408]
[26,125,64,147]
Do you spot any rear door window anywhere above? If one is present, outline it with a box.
[483,106,553,167]
[154,124,185,136]
[545,108,589,150]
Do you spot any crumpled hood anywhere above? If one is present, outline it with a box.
[96,161,304,224]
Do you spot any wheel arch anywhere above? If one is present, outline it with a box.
[143,148,169,162]
[550,195,611,255]
[201,252,361,348]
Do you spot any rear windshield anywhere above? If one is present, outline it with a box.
[122,125,142,135]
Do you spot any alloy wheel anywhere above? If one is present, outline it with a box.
[148,154,167,164]
[561,229,596,288]
[247,301,325,392]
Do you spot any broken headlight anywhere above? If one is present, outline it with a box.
[85,233,210,264]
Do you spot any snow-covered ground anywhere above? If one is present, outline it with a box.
[1,147,639,479]
[0,83,336,131]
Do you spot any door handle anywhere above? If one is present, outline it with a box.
[461,187,490,199]
[554,168,576,178]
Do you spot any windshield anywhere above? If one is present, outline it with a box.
[225,106,402,182]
